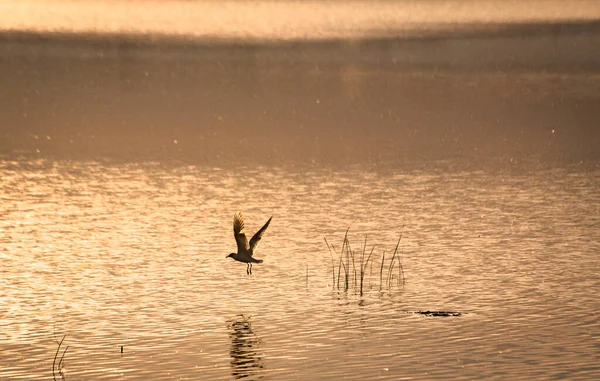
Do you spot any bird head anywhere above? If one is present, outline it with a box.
[226,253,235,259]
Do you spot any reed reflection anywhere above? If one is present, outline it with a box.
[227,315,264,380]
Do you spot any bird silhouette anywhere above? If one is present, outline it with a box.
[227,212,272,275]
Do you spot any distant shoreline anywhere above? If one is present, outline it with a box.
[2,19,600,48]
[2,20,600,71]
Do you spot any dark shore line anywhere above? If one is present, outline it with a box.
[2,19,600,71]
[2,19,600,49]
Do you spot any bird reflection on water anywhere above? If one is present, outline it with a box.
[227,315,264,380]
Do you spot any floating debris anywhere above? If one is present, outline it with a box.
[415,311,462,317]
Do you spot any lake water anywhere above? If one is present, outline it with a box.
[1,157,599,380]
[2,1,600,376]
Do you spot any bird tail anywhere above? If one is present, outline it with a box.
[255,259,263,263]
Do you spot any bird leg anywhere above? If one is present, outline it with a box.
[249,263,253,275]
[246,263,251,275]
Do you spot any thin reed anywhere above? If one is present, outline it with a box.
[325,227,405,295]
[52,334,68,381]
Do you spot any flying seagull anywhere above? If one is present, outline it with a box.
[227,212,272,275]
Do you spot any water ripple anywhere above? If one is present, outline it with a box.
[1,159,599,379]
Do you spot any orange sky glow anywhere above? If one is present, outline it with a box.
[1,0,599,41]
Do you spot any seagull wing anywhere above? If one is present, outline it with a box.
[234,212,250,253]
[249,216,272,254]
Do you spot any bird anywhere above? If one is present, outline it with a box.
[227,212,272,275]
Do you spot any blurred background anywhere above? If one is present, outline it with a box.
[1,0,599,165]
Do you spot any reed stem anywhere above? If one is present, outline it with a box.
[379,251,385,291]
[325,228,404,294]
[52,335,67,381]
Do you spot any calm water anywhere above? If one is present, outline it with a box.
[2,1,600,377]
[1,158,599,380]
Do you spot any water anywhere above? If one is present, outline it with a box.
[1,1,600,378]
[1,158,599,380]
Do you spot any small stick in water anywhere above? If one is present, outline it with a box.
[379,251,385,291]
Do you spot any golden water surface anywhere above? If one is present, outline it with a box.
[1,158,598,380]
